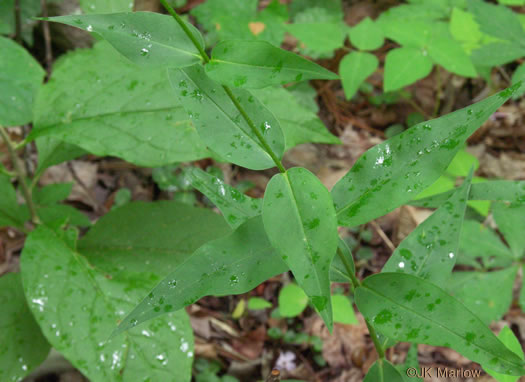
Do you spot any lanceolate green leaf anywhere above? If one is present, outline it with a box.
[251,86,340,150]
[29,42,207,166]
[382,173,472,287]
[0,273,50,382]
[364,359,405,382]
[355,273,525,376]
[448,267,518,325]
[262,167,338,330]
[285,22,345,55]
[331,83,525,227]
[493,202,525,258]
[485,326,525,382]
[79,0,133,13]
[330,238,356,283]
[384,47,433,92]
[205,40,337,89]
[187,167,262,229]
[0,36,45,126]
[46,12,205,68]
[21,226,196,382]
[410,180,525,208]
[340,51,379,100]
[116,217,288,334]
[168,65,285,170]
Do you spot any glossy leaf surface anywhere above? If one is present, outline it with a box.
[187,167,261,229]
[0,36,45,126]
[47,12,204,68]
[382,174,472,287]
[21,226,195,382]
[30,42,207,166]
[0,273,50,382]
[206,40,337,89]
[356,273,525,376]
[168,65,285,170]
[263,167,338,330]
[340,51,379,100]
[117,217,288,333]
[332,83,524,227]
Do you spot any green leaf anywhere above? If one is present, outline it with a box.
[35,137,86,178]
[427,38,477,77]
[382,173,472,287]
[29,42,207,167]
[0,36,45,126]
[400,344,422,382]
[279,283,309,318]
[0,173,25,228]
[187,167,261,229]
[511,62,525,99]
[286,22,345,55]
[355,272,525,376]
[251,87,339,150]
[247,297,272,310]
[364,359,405,382]
[471,42,525,67]
[116,217,288,334]
[331,83,524,227]
[413,175,455,200]
[493,202,525,258]
[384,47,434,92]
[468,0,525,46]
[37,204,92,228]
[206,40,337,89]
[446,149,479,177]
[485,326,525,382]
[22,226,196,382]
[34,183,73,205]
[332,294,358,325]
[448,267,518,325]
[411,180,525,208]
[330,238,356,283]
[79,0,133,13]
[349,17,384,51]
[0,0,41,45]
[168,65,285,170]
[450,7,482,48]
[47,12,204,68]
[340,52,379,100]
[262,167,338,330]
[458,220,514,268]
[79,201,232,276]
[287,82,319,113]
[0,273,50,382]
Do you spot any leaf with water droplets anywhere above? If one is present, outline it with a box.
[28,42,207,166]
[410,180,525,208]
[0,273,50,382]
[205,40,338,89]
[79,0,133,14]
[355,272,525,376]
[332,82,525,227]
[21,202,230,381]
[117,217,288,334]
[45,12,204,68]
[168,65,285,170]
[0,36,45,126]
[363,359,405,382]
[186,167,261,229]
[382,172,472,287]
[447,267,518,325]
[262,167,338,330]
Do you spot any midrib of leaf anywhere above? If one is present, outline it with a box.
[80,243,187,255]
[282,173,324,296]
[211,59,329,77]
[361,283,524,370]
[177,69,268,154]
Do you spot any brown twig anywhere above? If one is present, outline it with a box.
[266,369,281,382]
[40,0,53,74]
[370,220,396,253]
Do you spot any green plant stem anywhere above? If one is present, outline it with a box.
[0,126,40,224]
[336,247,385,359]
[159,0,287,174]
